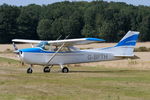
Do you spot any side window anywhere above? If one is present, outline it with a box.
[42,45,71,52]
[60,47,68,52]
[43,44,50,50]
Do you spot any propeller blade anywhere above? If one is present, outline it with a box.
[12,42,18,50]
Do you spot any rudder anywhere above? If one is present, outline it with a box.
[99,31,140,57]
[115,31,140,47]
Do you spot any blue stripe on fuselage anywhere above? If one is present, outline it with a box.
[19,48,81,53]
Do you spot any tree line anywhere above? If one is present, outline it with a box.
[0,1,150,43]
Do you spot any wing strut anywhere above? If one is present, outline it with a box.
[45,34,70,67]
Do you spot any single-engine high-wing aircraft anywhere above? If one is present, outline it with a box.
[12,31,139,73]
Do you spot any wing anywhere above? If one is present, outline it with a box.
[12,39,42,44]
[48,38,105,46]
[12,38,105,46]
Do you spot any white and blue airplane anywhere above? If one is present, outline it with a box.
[12,31,139,73]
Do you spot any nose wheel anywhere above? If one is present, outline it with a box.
[27,67,33,73]
[27,65,33,73]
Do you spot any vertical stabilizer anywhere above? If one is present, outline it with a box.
[99,31,140,57]
[115,31,140,47]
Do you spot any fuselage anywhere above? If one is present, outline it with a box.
[19,47,117,65]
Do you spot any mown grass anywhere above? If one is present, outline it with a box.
[0,57,150,100]
[0,56,18,63]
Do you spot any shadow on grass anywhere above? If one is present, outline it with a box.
[69,70,150,73]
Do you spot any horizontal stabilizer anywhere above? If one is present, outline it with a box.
[115,55,140,59]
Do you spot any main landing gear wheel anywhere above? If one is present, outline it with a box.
[27,68,33,73]
[43,67,50,73]
[62,67,69,73]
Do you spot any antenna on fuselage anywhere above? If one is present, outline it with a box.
[56,34,62,40]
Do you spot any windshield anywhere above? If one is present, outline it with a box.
[36,41,48,48]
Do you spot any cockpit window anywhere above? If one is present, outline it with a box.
[59,47,70,52]
[36,42,78,52]
[36,41,48,48]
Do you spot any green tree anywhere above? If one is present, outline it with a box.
[17,4,41,39]
[1,1,150,43]
[82,6,96,37]
[37,19,53,40]
[139,16,150,41]
[0,4,20,43]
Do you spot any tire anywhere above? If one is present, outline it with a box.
[27,68,33,73]
[43,67,50,73]
[62,67,69,73]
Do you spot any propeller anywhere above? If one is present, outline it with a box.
[13,42,18,51]
[12,42,24,66]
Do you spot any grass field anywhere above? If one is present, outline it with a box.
[0,57,150,100]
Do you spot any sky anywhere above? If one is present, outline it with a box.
[0,0,150,6]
